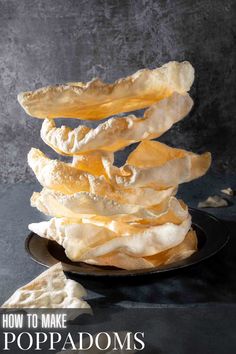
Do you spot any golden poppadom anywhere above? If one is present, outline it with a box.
[28,148,111,194]
[110,140,211,188]
[84,229,197,270]
[31,187,186,223]
[29,215,191,261]
[18,61,194,120]
[28,142,211,194]
[40,93,193,155]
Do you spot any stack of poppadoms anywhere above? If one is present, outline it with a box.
[19,61,211,270]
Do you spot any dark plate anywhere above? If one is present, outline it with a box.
[25,208,229,277]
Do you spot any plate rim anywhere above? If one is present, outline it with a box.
[25,208,230,277]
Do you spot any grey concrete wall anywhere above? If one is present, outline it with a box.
[0,0,235,183]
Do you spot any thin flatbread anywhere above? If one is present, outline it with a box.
[28,148,110,194]
[29,216,191,260]
[111,140,211,188]
[28,142,210,193]
[31,188,184,221]
[41,93,193,154]
[18,61,194,120]
[86,229,197,270]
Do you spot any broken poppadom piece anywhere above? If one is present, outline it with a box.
[221,188,235,196]
[198,195,228,208]
[1,263,90,308]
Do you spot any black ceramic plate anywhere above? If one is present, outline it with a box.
[25,208,229,277]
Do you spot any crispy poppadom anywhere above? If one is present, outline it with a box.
[41,93,193,155]
[85,229,197,270]
[109,140,211,188]
[18,61,194,120]
[28,148,111,194]
[28,147,179,202]
[1,263,90,308]
[28,142,211,193]
[29,215,191,260]
[31,188,186,223]
[80,216,191,259]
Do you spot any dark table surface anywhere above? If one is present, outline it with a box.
[0,172,236,352]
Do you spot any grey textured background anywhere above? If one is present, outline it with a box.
[0,0,235,183]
